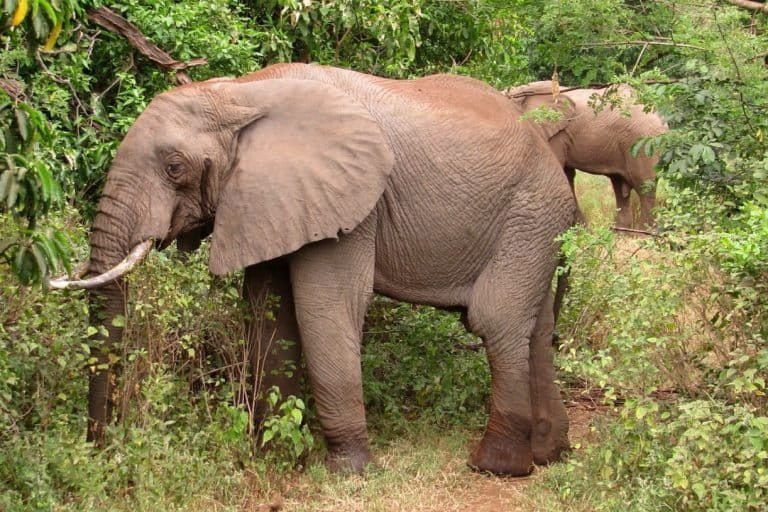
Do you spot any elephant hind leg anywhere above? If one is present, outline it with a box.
[465,247,559,476]
[610,175,633,229]
[636,185,656,229]
[529,290,570,464]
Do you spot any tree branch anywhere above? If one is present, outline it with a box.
[725,0,768,12]
[504,79,682,99]
[577,40,707,51]
[87,7,207,85]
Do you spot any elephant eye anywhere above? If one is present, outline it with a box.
[165,163,184,178]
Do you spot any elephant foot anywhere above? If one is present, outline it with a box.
[531,418,570,465]
[325,440,372,474]
[468,432,534,476]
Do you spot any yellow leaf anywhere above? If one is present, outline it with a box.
[10,0,29,27]
[43,18,62,51]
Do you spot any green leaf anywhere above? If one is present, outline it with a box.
[29,242,47,279]
[261,429,275,446]
[291,408,303,426]
[38,0,57,24]
[14,108,29,141]
[36,236,59,270]
[35,163,53,202]
[0,169,13,201]
[6,176,19,209]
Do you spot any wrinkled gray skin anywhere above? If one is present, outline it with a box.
[81,64,576,476]
[507,81,667,229]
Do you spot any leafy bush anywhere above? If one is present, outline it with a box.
[543,399,768,512]
[362,298,489,432]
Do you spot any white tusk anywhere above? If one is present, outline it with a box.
[46,239,153,290]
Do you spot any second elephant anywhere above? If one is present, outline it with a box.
[506,81,667,229]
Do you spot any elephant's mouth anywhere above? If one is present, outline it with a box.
[161,217,215,251]
[158,211,215,251]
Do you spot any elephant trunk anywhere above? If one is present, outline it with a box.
[82,170,146,444]
[86,281,126,443]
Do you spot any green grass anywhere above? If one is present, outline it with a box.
[573,172,667,228]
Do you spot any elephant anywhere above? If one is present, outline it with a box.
[49,63,577,476]
[505,81,668,229]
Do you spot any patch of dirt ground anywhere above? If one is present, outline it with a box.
[263,401,606,512]
[454,402,604,512]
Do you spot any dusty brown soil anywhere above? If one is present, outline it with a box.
[454,402,604,512]
[254,400,606,512]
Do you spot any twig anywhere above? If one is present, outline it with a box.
[611,226,659,237]
[334,25,353,61]
[631,42,649,76]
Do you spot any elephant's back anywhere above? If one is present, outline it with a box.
[566,86,666,136]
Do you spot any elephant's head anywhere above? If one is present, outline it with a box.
[49,72,394,441]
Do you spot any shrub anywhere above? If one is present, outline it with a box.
[543,399,768,512]
[362,298,490,433]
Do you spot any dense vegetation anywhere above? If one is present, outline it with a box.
[1,1,767,510]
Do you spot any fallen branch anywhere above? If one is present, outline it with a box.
[87,6,206,85]
[725,0,768,12]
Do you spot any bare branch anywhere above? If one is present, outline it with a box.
[577,40,707,51]
[87,7,207,85]
[725,0,768,12]
[505,79,682,99]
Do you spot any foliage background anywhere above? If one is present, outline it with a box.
[1,0,767,510]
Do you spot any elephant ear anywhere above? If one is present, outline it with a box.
[506,81,575,140]
[208,78,394,275]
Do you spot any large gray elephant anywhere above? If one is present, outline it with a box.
[50,64,577,476]
[506,81,667,228]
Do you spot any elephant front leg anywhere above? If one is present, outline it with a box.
[243,260,303,430]
[289,223,376,473]
[610,175,633,229]
[529,290,570,464]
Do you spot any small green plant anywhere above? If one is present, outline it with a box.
[259,386,314,471]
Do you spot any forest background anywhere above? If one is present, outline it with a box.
[1,1,767,510]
